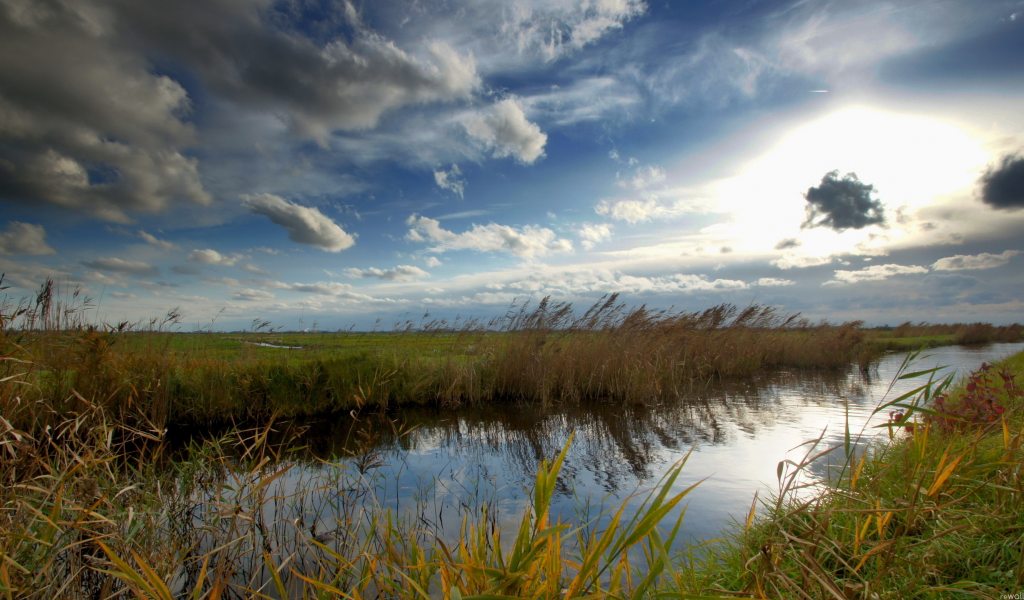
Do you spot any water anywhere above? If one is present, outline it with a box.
[277,342,1024,545]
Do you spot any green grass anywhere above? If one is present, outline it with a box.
[3,286,885,430]
[4,351,1023,598]
[692,349,1024,599]
[864,333,958,352]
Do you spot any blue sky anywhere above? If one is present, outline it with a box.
[1,0,1023,330]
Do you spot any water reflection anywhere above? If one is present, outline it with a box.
[168,341,1023,566]
[269,343,1023,544]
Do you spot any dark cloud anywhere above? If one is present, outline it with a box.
[0,0,478,221]
[801,170,886,232]
[0,0,209,222]
[0,222,55,255]
[960,291,1012,306]
[113,0,478,141]
[923,274,978,292]
[79,257,159,277]
[980,154,1024,210]
[774,237,800,250]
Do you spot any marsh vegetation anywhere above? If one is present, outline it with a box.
[2,278,1024,598]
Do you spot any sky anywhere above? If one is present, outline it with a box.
[1,0,1023,330]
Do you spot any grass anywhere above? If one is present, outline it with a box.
[3,277,1024,598]
[4,347,1024,598]
[2,281,895,430]
[864,321,1024,352]
[692,349,1024,599]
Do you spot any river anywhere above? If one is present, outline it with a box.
[241,342,1024,551]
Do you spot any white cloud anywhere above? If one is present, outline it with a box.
[576,223,613,250]
[232,288,276,301]
[595,198,659,224]
[288,281,359,296]
[755,278,795,287]
[771,254,834,270]
[188,249,243,266]
[240,264,276,276]
[225,277,385,302]
[621,165,666,190]
[109,292,137,299]
[79,257,159,277]
[433,164,466,198]
[406,215,572,259]
[424,256,443,268]
[500,0,646,61]
[243,194,356,252]
[138,230,179,251]
[78,271,129,288]
[824,264,928,286]
[932,250,1021,271]
[464,98,547,164]
[0,222,55,256]
[343,265,430,282]
[502,269,749,296]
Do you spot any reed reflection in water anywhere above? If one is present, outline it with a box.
[273,342,1024,545]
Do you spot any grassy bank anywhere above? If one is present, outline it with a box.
[3,305,1024,597]
[694,349,1024,599]
[865,321,1024,353]
[3,283,885,430]
[3,351,1023,598]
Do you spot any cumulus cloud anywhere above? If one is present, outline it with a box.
[232,288,276,301]
[576,223,613,250]
[501,269,749,297]
[138,230,179,251]
[424,256,443,268]
[770,254,834,270]
[188,249,243,266]
[594,197,659,224]
[79,257,159,277]
[405,215,572,259]
[0,2,211,222]
[464,98,547,163]
[110,2,479,144]
[0,222,55,255]
[755,278,795,287]
[107,227,179,251]
[243,194,355,252]
[980,154,1024,210]
[240,264,276,276]
[932,250,1021,271]
[802,171,886,232]
[774,238,801,250]
[343,265,430,282]
[0,0,482,220]
[824,264,928,285]
[434,164,466,198]
[226,277,378,300]
[620,165,666,190]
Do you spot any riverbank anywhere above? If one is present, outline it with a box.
[4,295,878,431]
[3,349,1022,598]
[693,349,1024,598]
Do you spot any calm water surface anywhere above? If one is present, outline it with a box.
[282,342,1024,544]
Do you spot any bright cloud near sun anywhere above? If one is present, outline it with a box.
[711,108,990,256]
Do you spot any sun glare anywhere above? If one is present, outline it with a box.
[712,107,990,254]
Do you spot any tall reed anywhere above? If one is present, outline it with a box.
[3,282,878,428]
